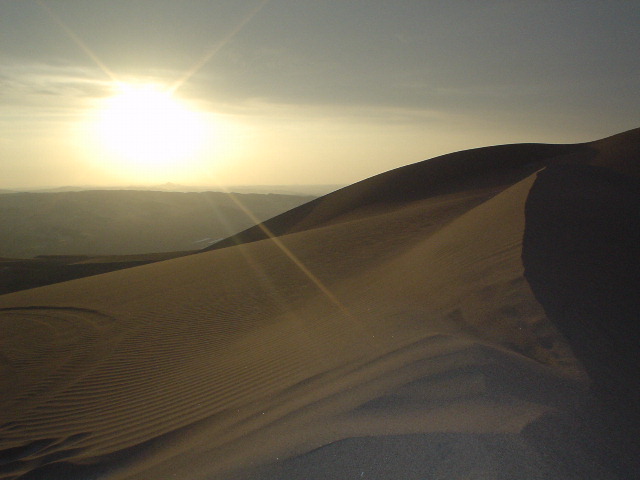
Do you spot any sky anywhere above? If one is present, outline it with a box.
[1,0,639,189]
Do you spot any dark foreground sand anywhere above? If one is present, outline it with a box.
[1,128,638,479]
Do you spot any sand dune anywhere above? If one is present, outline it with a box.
[1,128,638,479]
[0,252,191,296]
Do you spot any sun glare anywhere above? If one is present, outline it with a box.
[93,83,209,176]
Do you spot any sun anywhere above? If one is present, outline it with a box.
[94,83,208,174]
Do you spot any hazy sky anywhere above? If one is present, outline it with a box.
[1,1,638,188]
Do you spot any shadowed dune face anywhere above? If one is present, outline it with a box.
[587,127,640,178]
[521,129,640,477]
[0,129,638,479]
[523,164,640,434]
[523,127,640,409]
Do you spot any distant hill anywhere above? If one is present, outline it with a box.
[12,184,343,196]
[0,190,314,258]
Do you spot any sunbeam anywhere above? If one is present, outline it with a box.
[35,0,119,83]
[169,0,270,95]
[209,188,359,324]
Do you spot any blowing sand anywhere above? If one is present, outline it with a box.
[1,128,638,479]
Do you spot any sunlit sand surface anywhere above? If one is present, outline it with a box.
[1,128,638,479]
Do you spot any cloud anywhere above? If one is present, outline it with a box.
[0,61,113,104]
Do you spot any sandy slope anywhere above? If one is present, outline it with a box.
[0,252,192,296]
[0,129,638,479]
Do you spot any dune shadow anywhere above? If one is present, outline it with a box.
[522,163,640,477]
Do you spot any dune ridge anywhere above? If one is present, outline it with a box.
[1,128,638,479]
